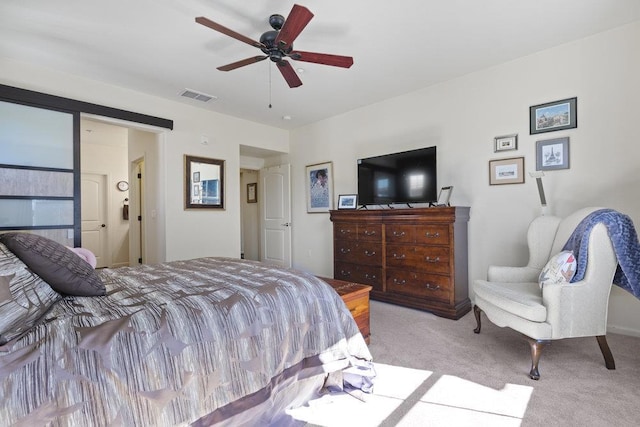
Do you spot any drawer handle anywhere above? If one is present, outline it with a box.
[364,250,376,257]
[425,232,440,238]
[425,256,440,263]
[392,253,406,259]
[425,283,441,290]
[340,248,351,254]
[392,231,406,237]
[393,278,406,285]
[339,229,350,234]
[340,270,352,277]
[364,273,377,279]
[363,230,377,236]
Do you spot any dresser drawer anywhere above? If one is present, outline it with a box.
[386,244,450,274]
[385,224,414,243]
[334,222,357,240]
[386,269,452,302]
[358,224,382,242]
[415,224,450,245]
[334,262,383,290]
[334,240,359,263]
[352,241,383,266]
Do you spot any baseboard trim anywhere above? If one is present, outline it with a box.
[607,324,640,338]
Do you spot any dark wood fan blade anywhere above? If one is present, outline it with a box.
[195,17,265,49]
[274,4,314,50]
[276,60,303,88]
[217,56,268,71]
[289,51,354,68]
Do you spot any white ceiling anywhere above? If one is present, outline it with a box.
[2,1,640,130]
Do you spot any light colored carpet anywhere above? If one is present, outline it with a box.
[292,300,640,426]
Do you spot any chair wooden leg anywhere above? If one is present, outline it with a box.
[473,305,482,334]
[525,337,549,380]
[596,335,616,370]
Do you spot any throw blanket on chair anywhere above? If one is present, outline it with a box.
[563,208,640,299]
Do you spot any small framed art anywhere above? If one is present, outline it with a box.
[337,194,358,209]
[494,134,518,152]
[536,137,570,171]
[489,157,525,185]
[436,186,453,206]
[247,182,257,203]
[530,97,577,135]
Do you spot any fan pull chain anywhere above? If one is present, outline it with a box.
[268,63,272,108]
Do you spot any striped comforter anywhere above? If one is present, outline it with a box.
[0,257,372,426]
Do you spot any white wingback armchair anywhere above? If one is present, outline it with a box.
[473,207,618,379]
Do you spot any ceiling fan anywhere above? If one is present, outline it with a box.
[195,4,353,88]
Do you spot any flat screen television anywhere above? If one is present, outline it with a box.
[357,146,437,206]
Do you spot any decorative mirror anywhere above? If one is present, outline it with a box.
[185,155,225,209]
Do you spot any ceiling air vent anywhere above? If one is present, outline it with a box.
[180,89,217,103]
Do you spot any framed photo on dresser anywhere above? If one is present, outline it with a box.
[337,194,358,209]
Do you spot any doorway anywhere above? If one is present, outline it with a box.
[80,116,161,266]
[80,118,130,268]
[239,145,291,267]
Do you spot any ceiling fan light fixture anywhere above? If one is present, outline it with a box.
[195,4,353,88]
[269,14,285,31]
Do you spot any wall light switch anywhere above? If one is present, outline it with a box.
[201,135,209,145]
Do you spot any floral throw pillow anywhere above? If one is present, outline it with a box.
[539,251,577,288]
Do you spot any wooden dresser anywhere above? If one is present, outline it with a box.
[330,206,470,319]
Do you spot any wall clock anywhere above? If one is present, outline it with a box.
[116,181,129,191]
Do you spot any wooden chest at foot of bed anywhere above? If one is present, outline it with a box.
[319,277,372,343]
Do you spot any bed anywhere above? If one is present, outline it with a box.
[0,233,374,426]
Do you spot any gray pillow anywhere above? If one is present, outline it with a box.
[0,233,105,297]
[0,243,62,345]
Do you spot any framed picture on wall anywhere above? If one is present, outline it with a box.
[247,183,257,203]
[489,157,525,185]
[536,137,570,171]
[530,97,577,134]
[305,161,334,213]
[494,134,518,152]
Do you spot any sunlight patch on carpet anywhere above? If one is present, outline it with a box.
[397,402,524,427]
[287,363,432,426]
[419,375,533,418]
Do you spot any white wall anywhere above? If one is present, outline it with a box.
[289,21,640,335]
[0,56,289,264]
[128,127,165,265]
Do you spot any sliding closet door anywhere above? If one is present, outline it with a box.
[0,99,79,246]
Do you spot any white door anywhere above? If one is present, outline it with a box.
[81,173,108,268]
[259,164,292,267]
